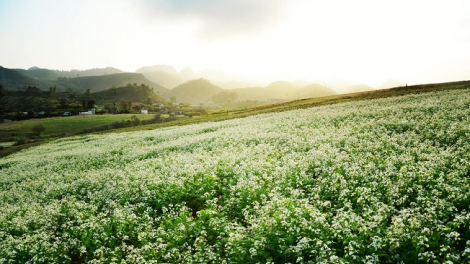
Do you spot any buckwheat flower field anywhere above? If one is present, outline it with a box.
[1,89,469,263]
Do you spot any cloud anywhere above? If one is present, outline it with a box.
[139,0,288,39]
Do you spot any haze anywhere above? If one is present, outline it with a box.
[1,0,469,86]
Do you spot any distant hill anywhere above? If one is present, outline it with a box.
[291,80,311,88]
[14,67,124,79]
[179,67,196,80]
[344,85,374,94]
[196,69,234,82]
[136,65,257,89]
[73,67,124,77]
[230,82,337,102]
[168,79,223,104]
[288,84,337,99]
[53,73,169,94]
[136,65,178,75]
[0,66,46,89]
[265,81,297,97]
[230,87,265,101]
[141,71,185,89]
[14,68,61,80]
[212,80,262,89]
[232,81,297,101]
[91,83,166,105]
[1,66,168,94]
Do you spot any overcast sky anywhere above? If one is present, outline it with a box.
[1,0,469,85]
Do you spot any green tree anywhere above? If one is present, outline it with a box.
[49,86,57,97]
[120,100,132,113]
[87,100,96,109]
[131,115,141,126]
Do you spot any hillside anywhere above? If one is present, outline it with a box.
[14,67,124,79]
[168,78,223,104]
[1,87,469,263]
[136,65,178,75]
[141,70,185,89]
[0,66,47,89]
[52,73,169,94]
[13,68,61,80]
[287,83,337,99]
[0,67,169,94]
[91,83,166,105]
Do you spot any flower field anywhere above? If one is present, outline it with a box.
[1,89,469,263]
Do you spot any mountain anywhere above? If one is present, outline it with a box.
[265,81,297,97]
[196,69,234,82]
[213,80,265,89]
[71,67,124,77]
[53,73,169,94]
[136,65,178,75]
[230,87,265,101]
[14,68,61,80]
[345,85,374,94]
[140,70,185,89]
[179,67,196,80]
[229,81,297,101]
[91,83,166,105]
[14,67,123,79]
[325,79,355,93]
[290,84,337,99]
[1,67,168,94]
[0,66,46,89]
[168,79,223,104]
[291,80,311,88]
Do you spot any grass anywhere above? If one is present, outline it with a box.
[0,114,155,157]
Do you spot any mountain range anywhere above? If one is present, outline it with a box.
[0,65,405,105]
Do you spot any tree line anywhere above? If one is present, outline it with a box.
[0,83,167,120]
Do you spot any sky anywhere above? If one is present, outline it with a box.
[0,0,469,86]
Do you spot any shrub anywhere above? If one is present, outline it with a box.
[15,137,28,145]
[31,124,46,135]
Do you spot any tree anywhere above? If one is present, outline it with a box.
[0,84,3,96]
[49,86,57,97]
[131,115,141,126]
[87,100,96,109]
[170,96,177,103]
[120,100,132,113]
[32,124,46,135]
